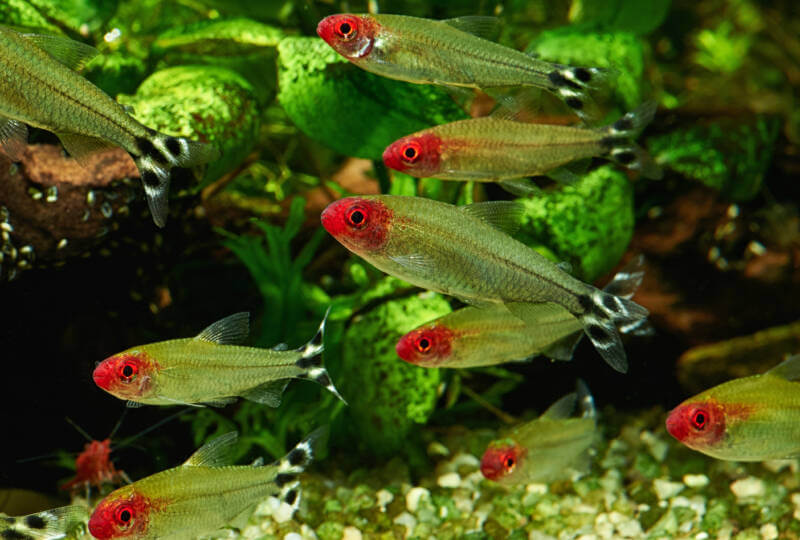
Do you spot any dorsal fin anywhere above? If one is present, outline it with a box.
[459,201,524,235]
[442,16,500,41]
[22,33,99,70]
[541,391,578,420]
[766,355,800,381]
[194,312,250,344]
[183,431,238,467]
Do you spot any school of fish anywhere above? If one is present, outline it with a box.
[2,7,788,540]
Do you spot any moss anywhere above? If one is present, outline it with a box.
[0,0,61,33]
[277,37,468,160]
[648,116,780,201]
[25,0,114,34]
[119,65,259,187]
[315,521,344,540]
[527,30,646,111]
[86,49,148,97]
[514,165,634,282]
[153,18,284,56]
[338,293,451,456]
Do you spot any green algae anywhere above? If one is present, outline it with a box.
[569,0,672,35]
[648,116,780,201]
[338,293,451,456]
[85,48,148,97]
[0,0,62,33]
[514,165,635,282]
[119,65,259,186]
[276,37,468,160]
[153,18,284,56]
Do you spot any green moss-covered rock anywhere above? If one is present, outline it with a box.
[26,0,116,34]
[514,165,634,282]
[647,116,780,201]
[339,292,451,456]
[569,0,672,35]
[0,0,61,33]
[118,65,259,187]
[277,37,468,160]
[527,30,646,111]
[153,18,283,56]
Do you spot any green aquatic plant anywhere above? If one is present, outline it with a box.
[514,165,635,282]
[648,116,780,201]
[277,37,468,160]
[218,197,325,347]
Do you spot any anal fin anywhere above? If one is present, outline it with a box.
[541,331,583,362]
[55,131,117,167]
[0,116,28,161]
[240,379,289,407]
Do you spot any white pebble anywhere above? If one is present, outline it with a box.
[273,501,296,523]
[529,532,558,540]
[405,486,430,512]
[730,476,765,499]
[451,453,481,469]
[437,472,461,488]
[683,474,709,488]
[617,519,643,538]
[593,514,614,539]
[283,534,302,540]
[607,511,625,524]
[525,483,548,495]
[342,526,362,540]
[393,512,417,535]
[376,489,394,512]
[695,533,709,540]
[653,478,685,500]
[640,430,669,462]
[760,523,778,540]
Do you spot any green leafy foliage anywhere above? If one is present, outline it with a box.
[648,116,780,201]
[514,165,635,282]
[277,37,468,160]
[218,197,326,346]
[569,0,671,35]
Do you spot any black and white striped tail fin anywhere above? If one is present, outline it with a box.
[271,426,329,511]
[294,308,347,404]
[546,65,607,121]
[598,101,663,180]
[575,379,596,420]
[133,130,219,227]
[579,286,649,373]
[602,255,655,337]
[3,505,88,540]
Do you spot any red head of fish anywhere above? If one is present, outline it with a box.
[383,133,443,178]
[396,325,454,366]
[321,197,393,253]
[89,491,152,539]
[665,399,728,451]
[317,14,378,60]
[481,441,526,481]
[93,352,156,400]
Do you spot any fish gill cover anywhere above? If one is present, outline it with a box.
[2,0,800,538]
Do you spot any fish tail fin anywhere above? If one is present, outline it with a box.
[132,129,219,227]
[575,379,596,420]
[546,65,607,121]
[272,426,330,510]
[598,101,663,179]
[8,505,88,539]
[602,255,655,337]
[579,286,649,373]
[294,308,347,404]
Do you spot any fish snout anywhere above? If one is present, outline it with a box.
[665,407,686,441]
[382,143,405,172]
[92,361,113,390]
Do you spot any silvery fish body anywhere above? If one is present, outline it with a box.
[0,25,219,226]
[322,195,648,372]
[88,429,325,539]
